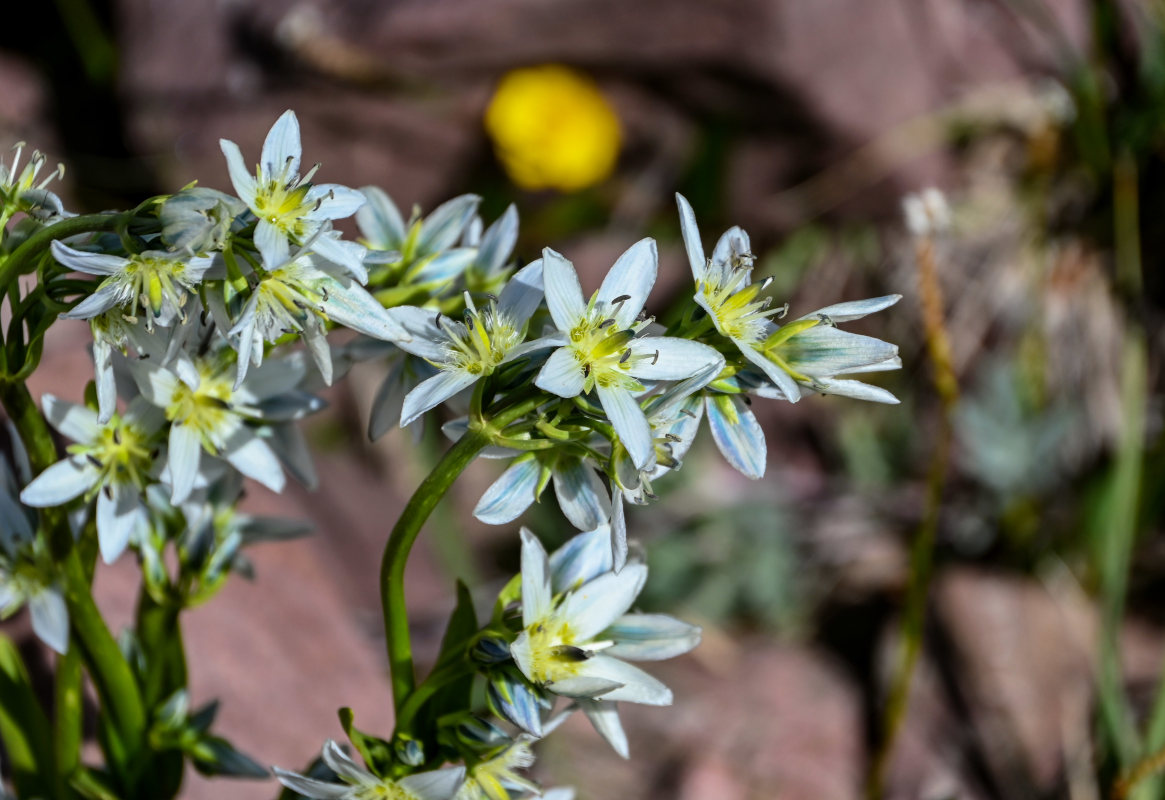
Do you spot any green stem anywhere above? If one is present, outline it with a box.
[395,659,476,733]
[54,644,83,793]
[0,212,122,293]
[381,427,490,709]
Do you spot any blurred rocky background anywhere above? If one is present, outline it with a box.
[4,0,1165,798]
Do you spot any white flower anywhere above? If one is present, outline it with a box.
[533,242,724,470]
[473,452,610,532]
[0,141,66,220]
[130,352,311,504]
[231,233,408,388]
[220,110,368,280]
[676,194,901,403]
[20,396,162,564]
[52,241,213,330]
[388,261,551,427]
[274,740,464,800]
[511,528,698,708]
[453,738,538,800]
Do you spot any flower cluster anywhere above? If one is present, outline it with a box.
[0,109,901,800]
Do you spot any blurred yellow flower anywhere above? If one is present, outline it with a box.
[485,65,622,192]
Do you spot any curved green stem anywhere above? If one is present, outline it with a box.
[381,427,491,709]
[0,212,122,292]
[395,658,476,733]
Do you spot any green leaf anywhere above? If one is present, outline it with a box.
[0,633,55,798]
[188,734,268,778]
[338,707,394,778]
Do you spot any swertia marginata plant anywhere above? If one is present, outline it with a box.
[0,111,901,800]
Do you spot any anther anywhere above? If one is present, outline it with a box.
[650,350,660,365]
[86,455,102,468]
[611,294,631,306]
[665,433,682,442]
[619,349,632,364]
[776,302,789,319]
[761,276,773,291]
[818,313,834,326]
[681,409,697,418]
[741,395,752,406]
[599,318,617,329]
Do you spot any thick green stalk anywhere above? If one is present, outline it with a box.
[54,644,83,796]
[381,427,490,709]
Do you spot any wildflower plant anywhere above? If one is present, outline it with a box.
[0,111,900,800]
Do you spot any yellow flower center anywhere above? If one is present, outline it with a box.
[166,365,235,448]
[438,302,521,376]
[567,306,648,393]
[252,180,314,236]
[523,617,585,684]
[67,416,153,491]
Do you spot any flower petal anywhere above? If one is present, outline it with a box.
[384,307,447,361]
[579,699,629,759]
[473,456,540,525]
[356,186,406,249]
[417,194,480,254]
[223,430,286,493]
[320,740,372,784]
[305,184,366,221]
[519,527,552,626]
[552,459,611,531]
[781,325,899,377]
[255,219,290,270]
[534,347,585,398]
[29,587,69,655]
[398,766,467,800]
[706,393,766,479]
[167,423,203,505]
[50,241,128,276]
[96,483,144,564]
[400,370,477,428]
[219,139,258,206]
[739,345,801,404]
[596,384,653,471]
[711,225,750,269]
[596,238,657,328]
[272,768,350,800]
[42,395,98,442]
[549,524,614,594]
[475,204,518,275]
[604,613,702,661]
[260,109,301,180]
[626,337,723,382]
[812,377,900,404]
[798,294,901,323]
[558,563,647,641]
[20,456,97,506]
[541,248,586,330]
[571,655,672,705]
[497,260,544,325]
[675,193,707,282]
[60,285,124,320]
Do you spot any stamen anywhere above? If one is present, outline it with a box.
[619,349,631,364]
[650,350,659,365]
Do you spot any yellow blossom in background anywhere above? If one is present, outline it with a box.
[485,64,622,192]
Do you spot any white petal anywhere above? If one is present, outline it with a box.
[20,456,97,506]
[50,241,128,275]
[94,337,117,425]
[476,204,518,275]
[596,384,653,470]
[535,347,586,398]
[305,184,366,221]
[541,248,586,330]
[813,377,900,404]
[519,527,552,626]
[798,294,901,323]
[711,225,750,268]
[219,138,258,206]
[596,238,657,328]
[42,395,98,442]
[740,345,801,404]
[29,587,69,655]
[552,459,611,531]
[782,326,899,377]
[223,430,286,493]
[400,370,477,428]
[167,423,203,504]
[572,655,673,705]
[579,699,629,759]
[627,337,723,382]
[559,563,647,641]
[604,613,702,661]
[303,325,333,386]
[130,360,180,407]
[384,307,446,360]
[473,457,540,525]
[549,524,614,593]
[611,489,628,571]
[356,186,406,248]
[546,674,624,699]
[320,740,372,784]
[412,248,476,285]
[272,768,350,800]
[60,285,126,320]
[497,259,544,325]
[368,362,409,441]
[311,233,369,283]
[322,278,410,343]
[417,194,480,254]
[706,394,766,479]
[398,766,466,800]
[95,483,144,564]
[255,219,290,269]
[261,109,302,180]
[675,193,707,282]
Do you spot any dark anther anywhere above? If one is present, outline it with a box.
[681,408,697,418]
[583,364,591,377]
[665,433,682,442]
[599,318,617,329]
[650,350,660,365]
[619,349,632,364]
[646,491,659,500]
[553,645,593,662]
[612,294,631,305]
[818,313,834,326]
[742,395,753,406]
[112,429,121,444]
[86,454,102,468]
[434,312,442,326]
[485,293,499,303]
